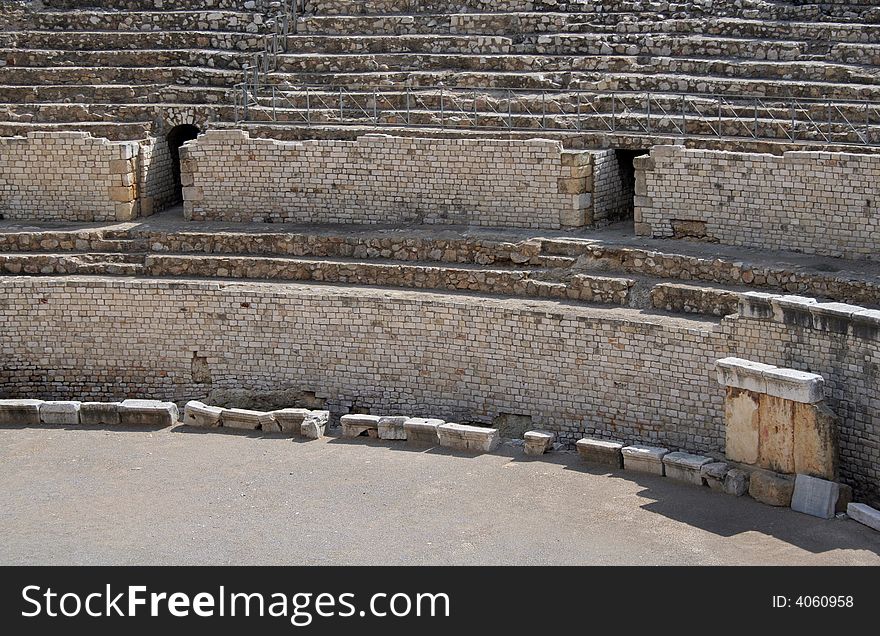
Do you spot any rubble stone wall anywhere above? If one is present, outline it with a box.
[634,145,880,260]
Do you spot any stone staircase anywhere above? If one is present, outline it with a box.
[0,0,879,148]
[2,215,879,316]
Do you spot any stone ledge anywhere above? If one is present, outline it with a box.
[715,357,825,404]
[438,423,500,453]
[0,399,44,426]
[738,292,880,341]
[118,399,179,427]
[621,445,669,475]
[404,418,443,445]
[576,438,624,468]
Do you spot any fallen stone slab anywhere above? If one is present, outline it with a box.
[183,401,223,428]
[439,423,500,453]
[0,399,44,426]
[404,418,443,445]
[221,408,276,431]
[118,399,179,427]
[701,462,730,492]
[269,408,312,434]
[791,474,839,520]
[80,402,121,427]
[663,452,714,486]
[847,503,880,532]
[749,469,795,506]
[724,468,750,496]
[341,414,381,438]
[39,401,82,426]
[576,438,624,468]
[523,430,554,456]
[301,411,328,440]
[378,416,408,440]
[621,445,669,476]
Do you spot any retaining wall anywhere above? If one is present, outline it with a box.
[634,145,880,260]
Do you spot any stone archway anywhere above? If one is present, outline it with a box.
[166,124,201,203]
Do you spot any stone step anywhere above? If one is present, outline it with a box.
[1,47,253,71]
[0,120,151,140]
[29,10,265,33]
[0,65,242,88]
[39,0,268,9]
[4,30,268,52]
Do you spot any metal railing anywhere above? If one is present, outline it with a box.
[232,83,880,147]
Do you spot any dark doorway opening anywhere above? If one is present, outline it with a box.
[613,148,648,228]
[166,124,200,203]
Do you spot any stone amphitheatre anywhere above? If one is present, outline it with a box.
[1,0,880,543]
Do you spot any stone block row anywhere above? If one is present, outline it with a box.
[340,414,500,453]
[739,292,880,341]
[183,401,328,439]
[0,398,178,427]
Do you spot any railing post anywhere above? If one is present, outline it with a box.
[508,89,512,129]
[306,85,311,126]
[374,88,378,124]
[339,86,344,123]
[753,97,758,138]
[242,65,249,121]
[647,91,652,133]
[542,90,547,129]
[473,90,478,127]
[680,94,685,134]
[272,85,276,122]
[406,86,411,126]
[611,92,616,132]
[717,97,722,137]
[440,87,445,128]
[576,91,581,131]
[827,101,832,142]
[791,100,797,141]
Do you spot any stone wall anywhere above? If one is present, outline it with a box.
[0,132,140,222]
[138,135,176,217]
[181,130,598,229]
[0,277,877,505]
[591,150,636,226]
[634,145,880,260]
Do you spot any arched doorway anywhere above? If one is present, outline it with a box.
[166,124,200,203]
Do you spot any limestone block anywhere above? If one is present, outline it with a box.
[0,399,43,426]
[404,418,443,445]
[576,438,624,468]
[183,401,223,428]
[301,411,328,440]
[701,462,730,492]
[757,394,796,474]
[749,470,795,507]
[118,400,179,427]
[723,469,750,497]
[39,401,81,426]
[621,445,669,475]
[269,408,312,434]
[523,430,555,456]
[438,423,500,453]
[850,309,880,341]
[341,414,381,438]
[809,302,863,334]
[378,416,408,440]
[770,295,817,328]
[762,368,825,404]
[791,474,839,520]
[738,291,777,320]
[221,408,276,431]
[724,388,760,465]
[847,503,880,532]
[715,357,776,393]
[79,402,121,427]
[663,452,713,486]
[792,403,838,480]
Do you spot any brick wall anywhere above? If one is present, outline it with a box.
[634,145,880,260]
[138,135,176,216]
[0,131,140,222]
[1,277,877,504]
[181,130,595,229]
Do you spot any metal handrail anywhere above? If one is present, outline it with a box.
[232,83,880,147]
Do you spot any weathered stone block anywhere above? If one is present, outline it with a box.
[341,414,381,438]
[771,295,817,328]
[39,401,81,426]
[663,452,713,486]
[810,302,862,335]
[378,416,408,440]
[269,408,312,434]
[301,411,328,439]
[791,474,839,520]
[622,445,669,475]
[221,408,276,431]
[762,367,825,404]
[0,399,43,426]
[183,401,223,428]
[749,470,795,507]
[404,418,443,445]
[118,399,179,427]
[738,292,777,320]
[438,423,500,453]
[523,430,554,456]
[576,438,624,468]
[701,462,730,492]
[715,357,775,393]
[847,503,880,532]
[79,402,121,427]
[723,469,750,496]
[725,387,760,464]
